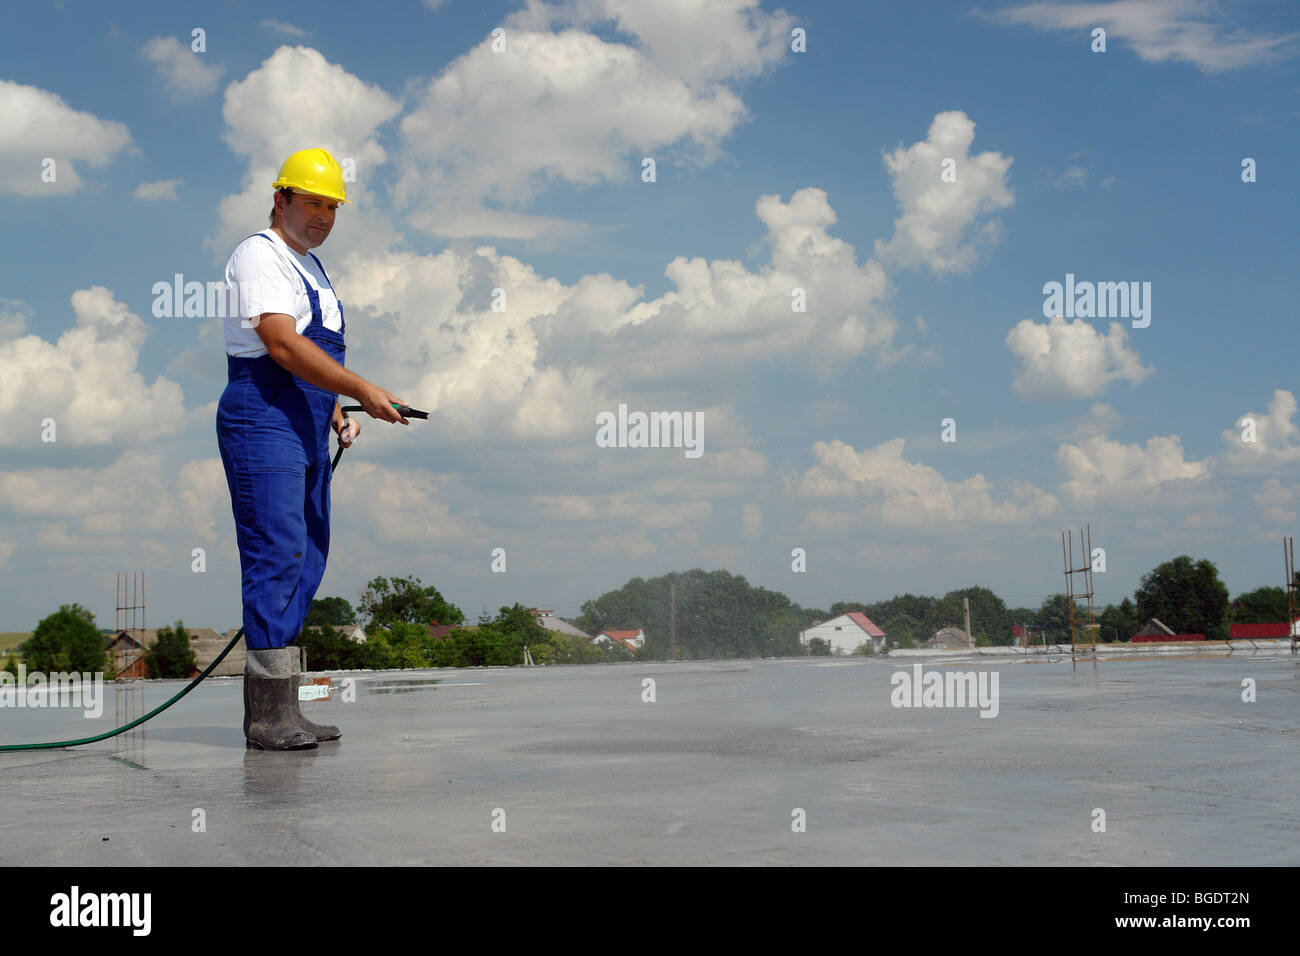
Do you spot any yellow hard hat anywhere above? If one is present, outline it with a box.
[271,147,349,203]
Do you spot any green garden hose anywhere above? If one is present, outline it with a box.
[0,631,244,751]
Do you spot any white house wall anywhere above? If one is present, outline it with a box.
[800,616,882,654]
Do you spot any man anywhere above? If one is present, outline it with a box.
[217,147,408,750]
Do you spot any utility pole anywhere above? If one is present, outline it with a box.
[963,597,971,646]
[670,583,677,659]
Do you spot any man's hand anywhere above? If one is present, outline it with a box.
[253,313,409,426]
[332,406,360,445]
[358,383,410,424]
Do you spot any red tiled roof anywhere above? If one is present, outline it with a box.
[603,629,642,640]
[846,612,885,637]
[1229,622,1290,639]
[428,624,471,639]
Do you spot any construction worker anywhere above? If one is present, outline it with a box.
[217,147,409,750]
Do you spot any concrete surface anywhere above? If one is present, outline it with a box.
[0,655,1296,865]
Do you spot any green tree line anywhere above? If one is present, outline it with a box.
[297,576,630,670]
[13,555,1292,676]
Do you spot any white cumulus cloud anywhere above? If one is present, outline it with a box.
[507,0,796,86]
[0,287,186,446]
[0,451,218,543]
[1006,316,1152,402]
[0,298,32,338]
[335,186,903,447]
[1220,389,1300,471]
[0,79,133,197]
[609,187,898,378]
[792,438,1060,529]
[142,36,225,97]
[1056,433,1208,505]
[396,0,794,239]
[874,110,1014,276]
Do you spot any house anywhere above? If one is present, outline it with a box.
[800,612,886,654]
[529,609,591,639]
[192,628,244,676]
[925,626,973,650]
[106,629,147,661]
[333,624,367,643]
[111,627,243,678]
[1132,618,1175,639]
[593,629,645,652]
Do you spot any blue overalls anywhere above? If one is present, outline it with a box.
[216,235,346,651]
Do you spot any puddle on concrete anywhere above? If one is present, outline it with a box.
[105,754,149,771]
[366,678,444,695]
[142,726,245,748]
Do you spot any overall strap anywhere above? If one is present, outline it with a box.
[307,251,345,335]
[251,233,323,329]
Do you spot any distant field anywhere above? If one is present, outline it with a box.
[0,633,30,656]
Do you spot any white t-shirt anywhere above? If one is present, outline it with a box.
[223,229,344,357]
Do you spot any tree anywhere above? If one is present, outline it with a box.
[877,611,925,649]
[1007,607,1038,626]
[1097,599,1140,643]
[493,604,550,650]
[147,621,198,679]
[847,594,940,634]
[573,569,822,660]
[305,596,356,628]
[358,576,464,631]
[25,604,106,673]
[758,608,811,657]
[3,653,17,676]
[298,625,376,670]
[545,633,605,665]
[936,586,1013,645]
[1117,597,1138,640]
[1230,586,1287,625]
[385,621,434,668]
[1035,593,1088,642]
[1135,556,1230,639]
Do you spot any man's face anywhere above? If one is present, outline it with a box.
[278,190,338,250]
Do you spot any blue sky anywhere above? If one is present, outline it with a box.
[2,0,1298,634]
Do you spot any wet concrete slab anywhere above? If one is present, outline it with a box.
[0,656,1296,865]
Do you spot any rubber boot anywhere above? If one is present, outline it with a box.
[244,647,317,750]
[289,652,341,742]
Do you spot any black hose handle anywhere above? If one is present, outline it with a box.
[340,403,429,419]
